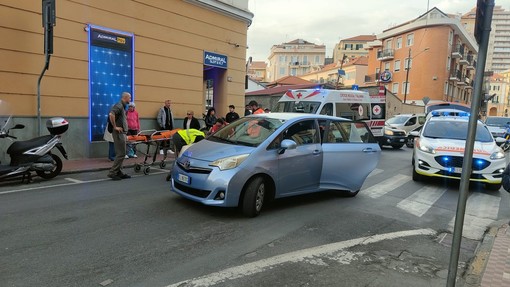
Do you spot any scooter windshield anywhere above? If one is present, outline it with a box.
[0,99,12,134]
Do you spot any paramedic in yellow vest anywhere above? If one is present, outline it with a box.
[172,128,205,155]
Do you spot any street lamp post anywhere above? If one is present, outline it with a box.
[403,47,429,104]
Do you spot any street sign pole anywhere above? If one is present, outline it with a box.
[446,1,494,286]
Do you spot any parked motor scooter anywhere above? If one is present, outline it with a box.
[0,117,69,182]
[500,124,510,152]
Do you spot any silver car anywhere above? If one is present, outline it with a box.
[171,113,381,217]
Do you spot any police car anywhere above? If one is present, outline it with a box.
[412,110,505,191]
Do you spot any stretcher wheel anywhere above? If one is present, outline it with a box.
[159,161,167,169]
[166,173,171,181]
[143,167,150,175]
[134,164,141,173]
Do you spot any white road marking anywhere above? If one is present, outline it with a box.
[0,171,166,195]
[363,174,411,199]
[448,193,501,240]
[64,178,85,184]
[397,186,447,217]
[367,168,383,178]
[165,228,435,287]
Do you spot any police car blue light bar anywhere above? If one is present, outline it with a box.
[430,110,470,117]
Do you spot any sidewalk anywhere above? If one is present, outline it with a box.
[62,154,175,174]
[479,224,510,287]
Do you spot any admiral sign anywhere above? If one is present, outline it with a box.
[204,51,228,69]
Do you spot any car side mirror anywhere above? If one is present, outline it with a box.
[496,137,506,143]
[278,139,297,155]
[409,131,420,137]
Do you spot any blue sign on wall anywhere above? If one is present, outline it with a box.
[204,51,228,69]
[88,25,134,142]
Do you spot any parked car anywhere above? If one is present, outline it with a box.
[485,116,510,142]
[171,113,381,217]
[406,125,423,148]
[386,114,426,133]
[379,123,407,149]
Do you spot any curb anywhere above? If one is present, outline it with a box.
[463,219,510,286]
[60,159,176,175]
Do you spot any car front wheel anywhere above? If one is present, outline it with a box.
[412,167,423,181]
[485,183,502,191]
[242,177,266,217]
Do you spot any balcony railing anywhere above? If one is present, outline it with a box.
[377,49,394,60]
[452,45,465,58]
[466,55,477,70]
[450,69,461,81]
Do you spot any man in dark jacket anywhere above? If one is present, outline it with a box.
[226,105,240,123]
[502,164,510,192]
[183,110,201,130]
[108,92,132,181]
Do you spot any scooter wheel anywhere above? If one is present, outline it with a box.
[143,167,150,175]
[36,153,63,179]
[134,164,141,172]
[159,161,167,169]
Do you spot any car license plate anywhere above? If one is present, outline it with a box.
[400,139,405,142]
[178,174,190,184]
[454,167,462,173]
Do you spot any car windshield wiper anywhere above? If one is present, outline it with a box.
[211,135,236,144]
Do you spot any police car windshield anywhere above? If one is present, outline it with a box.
[485,117,510,127]
[275,101,321,113]
[209,117,285,147]
[386,116,409,125]
[423,120,493,142]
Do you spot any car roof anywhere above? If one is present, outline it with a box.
[246,112,349,122]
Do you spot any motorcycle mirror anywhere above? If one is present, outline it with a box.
[11,124,25,130]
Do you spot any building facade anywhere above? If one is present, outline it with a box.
[299,57,368,87]
[266,39,326,82]
[332,35,376,63]
[247,61,267,82]
[0,0,252,160]
[462,6,510,73]
[486,74,510,117]
[365,8,478,106]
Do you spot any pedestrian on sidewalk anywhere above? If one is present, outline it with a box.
[244,104,252,116]
[183,110,201,130]
[126,102,140,158]
[107,92,132,181]
[225,105,239,123]
[204,107,217,130]
[157,100,174,131]
[103,126,115,161]
[248,100,264,114]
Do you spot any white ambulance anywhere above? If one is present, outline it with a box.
[275,89,386,138]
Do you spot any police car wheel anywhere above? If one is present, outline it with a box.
[485,183,502,191]
[337,189,359,198]
[412,167,423,182]
[391,144,404,149]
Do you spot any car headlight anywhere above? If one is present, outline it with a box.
[490,150,505,160]
[416,141,435,154]
[209,154,250,170]
[384,129,394,136]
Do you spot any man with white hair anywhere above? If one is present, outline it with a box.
[107,92,132,181]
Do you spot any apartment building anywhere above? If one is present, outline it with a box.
[462,6,510,73]
[266,39,326,82]
[365,7,478,105]
[299,56,368,87]
[332,35,376,63]
[247,61,267,82]
[486,74,510,116]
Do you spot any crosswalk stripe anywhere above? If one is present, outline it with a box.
[396,186,447,217]
[363,174,411,199]
[367,168,384,178]
[448,193,501,240]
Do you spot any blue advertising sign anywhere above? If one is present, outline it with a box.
[88,25,134,142]
[204,51,228,69]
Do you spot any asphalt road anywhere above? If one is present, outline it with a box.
[1,147,509,287]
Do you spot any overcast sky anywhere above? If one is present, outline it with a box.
[247,0,510,61]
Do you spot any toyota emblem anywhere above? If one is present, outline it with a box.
[183,160,191,170]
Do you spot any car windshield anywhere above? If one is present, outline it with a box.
[485,117,510,127]
[422,120,493,142]
[386,116,409,125]
[275,101,321,113]
[208,116,285,147]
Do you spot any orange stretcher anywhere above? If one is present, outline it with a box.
[127,129,181,174]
